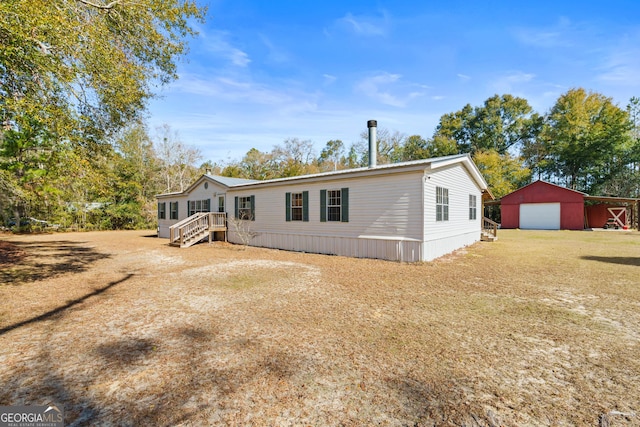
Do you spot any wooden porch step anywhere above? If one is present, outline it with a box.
[169,212,227,248]
[481,232,497,242]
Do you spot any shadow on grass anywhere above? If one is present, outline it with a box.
[0,240,110,285]
[581,255,640,267]
[0,274,134,336]
[388,375,501,426]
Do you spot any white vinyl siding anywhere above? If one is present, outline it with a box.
[227,171,424,260]
[158,157,486,261]
[157,177,227,238]
[423,164,482,260]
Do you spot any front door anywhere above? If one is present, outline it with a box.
[218,195,225,213]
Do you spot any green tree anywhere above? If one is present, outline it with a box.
[272,138,317,177]
[598,96,640,197]
[542,88,632,192]
[433,95,539,154]
[238,148,276,180]
[102,122,160,228]
[427,135,459,157]
[318,139,345,171]
[473,149,531,198]
[0,0,205,225]
[0,0,205,145]
[433,104,475,153]
[401,135,429,161]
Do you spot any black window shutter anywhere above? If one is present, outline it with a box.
[302,191,309,222]
[234,196,239,219]
[157,202,161,218]
[285,192,291,221]
[250,195,255,221]
[320,189,327,222]
[341,188,349,222]
[206,198,211,212]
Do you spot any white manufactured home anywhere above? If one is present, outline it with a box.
[157,150,492,262]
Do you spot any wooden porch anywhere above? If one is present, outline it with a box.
[169,212,227,248]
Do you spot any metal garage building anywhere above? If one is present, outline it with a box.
[497,180,640,230]
[500,181,585,230]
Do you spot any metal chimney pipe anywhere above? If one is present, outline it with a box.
[367,119,377,168]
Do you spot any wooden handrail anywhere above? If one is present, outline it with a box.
[169,212,227,246]
[483,217,498,238]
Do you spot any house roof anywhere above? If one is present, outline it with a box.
[156,175,259,198]
[156,154,488,198]
[512,180,588,196]
[205,175,259,187]
[484,180,588,206]
[226,154,487,190]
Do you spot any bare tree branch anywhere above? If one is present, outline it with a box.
[75,0,124,10]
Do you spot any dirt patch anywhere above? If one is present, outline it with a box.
[0,230,639,426]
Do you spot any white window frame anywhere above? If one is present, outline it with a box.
[238,196,252,220]
[170,201,178,220]
[291,192,303,221]
[436,187,449,222]
[188,199,210,216]
[327,189,341,222]
[469,194,477,220]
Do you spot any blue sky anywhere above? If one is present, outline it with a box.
[147,0,640,164]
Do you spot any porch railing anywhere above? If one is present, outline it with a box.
[169,212,227,247]
[483,217,499,240]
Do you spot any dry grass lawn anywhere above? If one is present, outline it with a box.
[0,229,639,426]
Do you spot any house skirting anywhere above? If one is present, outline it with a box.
[422,230,479,261]
[230,231,424,262]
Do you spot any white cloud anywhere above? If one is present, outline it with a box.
[171,72,326,119]
[355,73,427,107]
[323,74,337,85]
[259,34,290,64]
[356,73,404,107]
[512,17,576,48]
[457,73,471,81]
[334,11,389,37]
[200,30,251,67]
[490,71,536,93]
[596,40,640,86]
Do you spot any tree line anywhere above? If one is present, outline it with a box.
[2,88,638,231]
[218,90,640,199]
